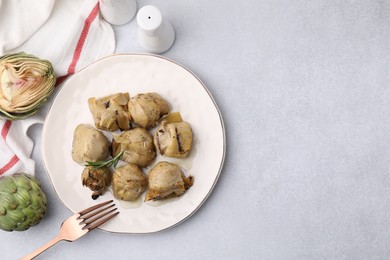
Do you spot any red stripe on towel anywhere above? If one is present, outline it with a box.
[0,155,19,175]
[56,75,69,86]
[0,3,100,175]
[1,120,11,140]
[67,3,100,75]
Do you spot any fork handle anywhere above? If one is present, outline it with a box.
[20,235,62,260]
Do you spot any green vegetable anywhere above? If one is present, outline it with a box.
[0,173,47,231]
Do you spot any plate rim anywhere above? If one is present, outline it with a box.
[41,53,226,234]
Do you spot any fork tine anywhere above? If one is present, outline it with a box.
[80,203,115,221]
[83,207,117,225]
[78,200,113,216]
[85,210,119,231]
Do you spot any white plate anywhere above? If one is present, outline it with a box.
[42,54,226,233]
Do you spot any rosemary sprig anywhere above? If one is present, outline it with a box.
[85,151,124,169]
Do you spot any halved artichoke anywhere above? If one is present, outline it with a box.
[0,52,56,120]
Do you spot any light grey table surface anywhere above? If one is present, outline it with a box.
[3,0,390,259]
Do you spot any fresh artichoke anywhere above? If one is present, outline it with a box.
[0,173,47,232]
[0,52,56,120]
[82,166,112,200]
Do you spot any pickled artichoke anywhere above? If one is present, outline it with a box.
[145,161,193,201]
[154,112,193,158]
[0,52,56,120]
[128,93,170,128]
[72,124,110,164]
[88,93,132,131]
[82,166,111,200]
[111,128,156,168]
[112,164,147,201]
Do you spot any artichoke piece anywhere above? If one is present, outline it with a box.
[159,112,183,123]
[128,93,170,128]
[154,113,193,158]
[88,92,132,131]
[0,173,47,231]
[111,128,156,168]
[145,161,193,201]
[112,164,147,201]
[72,124,110,163]
[82,166,111,200]
[0,52,56,120]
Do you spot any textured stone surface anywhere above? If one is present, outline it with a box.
[3,0,390,259]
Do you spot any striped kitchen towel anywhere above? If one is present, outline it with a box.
[0,0,115,176]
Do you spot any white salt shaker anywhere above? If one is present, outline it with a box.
[99,0,137,25]
[137,5,175,54]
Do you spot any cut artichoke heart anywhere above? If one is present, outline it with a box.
[88,92,132,131]
[112,164,147,201]
[145,161,193,201]
[112,134,126,144]
[111,93,128,105]
[100,110,117,129]
[128,93,170,129]
[154,114,193,158]
[111,128,156,168]
[0,52,56,120]
[160,112,183,124]
[72,124,110,163]
[82,166,111,200]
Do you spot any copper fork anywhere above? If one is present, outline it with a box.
[21,200,119,260]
